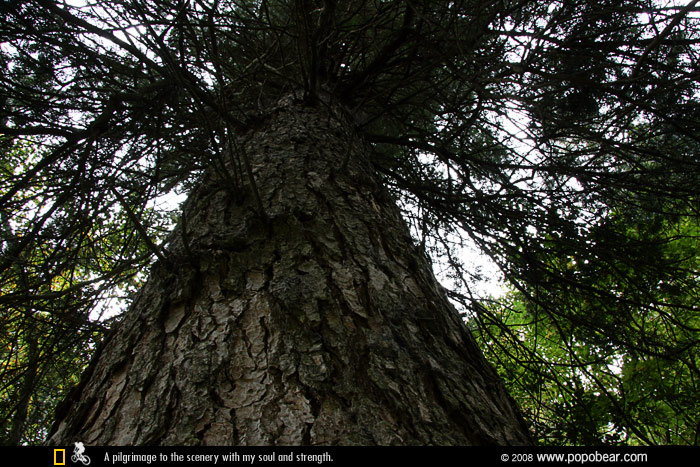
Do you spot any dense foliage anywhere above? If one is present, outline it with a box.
[1,0,699,444]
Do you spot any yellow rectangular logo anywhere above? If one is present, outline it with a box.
[54,449,66,465]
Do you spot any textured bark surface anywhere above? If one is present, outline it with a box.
[48,97,531,445]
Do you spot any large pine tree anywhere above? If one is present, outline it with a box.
[48,94,532,445]
[1,0,699,445]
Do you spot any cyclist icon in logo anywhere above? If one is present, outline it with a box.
[71,442,91,465]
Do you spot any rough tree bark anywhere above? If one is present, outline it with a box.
[47,96,531,445]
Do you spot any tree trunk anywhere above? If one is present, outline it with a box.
[47,96,531,446]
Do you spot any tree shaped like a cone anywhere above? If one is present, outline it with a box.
[48,97,531,445]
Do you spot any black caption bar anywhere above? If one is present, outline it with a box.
[4,445,698,466]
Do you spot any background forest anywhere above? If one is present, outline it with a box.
[1,0,699,445]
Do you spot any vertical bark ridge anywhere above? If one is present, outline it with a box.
[48,96,531,446]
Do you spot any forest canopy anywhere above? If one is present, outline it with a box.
[1,0,699,445]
